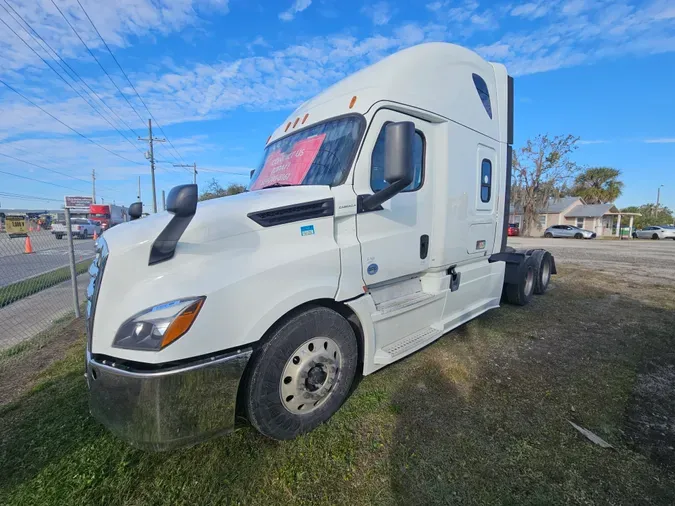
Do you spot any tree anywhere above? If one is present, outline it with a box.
[621,205,674,230]
[198,178,246,201]
[511,134,580,235]
[571,167,623,204]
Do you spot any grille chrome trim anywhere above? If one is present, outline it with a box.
[86,238,108,351]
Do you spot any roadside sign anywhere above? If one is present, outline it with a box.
[5,215,27,238]
[64,196,93,213]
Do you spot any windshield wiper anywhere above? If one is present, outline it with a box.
[260,183,295,189]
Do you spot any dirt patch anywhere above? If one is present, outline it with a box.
[625,355,675,469]
[0,317,85,405]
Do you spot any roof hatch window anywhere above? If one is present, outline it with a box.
[472,73,492,119]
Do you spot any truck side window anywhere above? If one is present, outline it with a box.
[480,159,492,202]
[472,73,492,119]
[370,124,424,192]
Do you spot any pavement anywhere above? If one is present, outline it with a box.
[0,230,95,287]
[508,236,675,287]
[0,272,89,351]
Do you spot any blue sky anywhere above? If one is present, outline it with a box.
[0,0,674,211]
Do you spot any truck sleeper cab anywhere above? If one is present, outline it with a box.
[86,43,555,450]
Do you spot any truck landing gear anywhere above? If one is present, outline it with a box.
[244,306,358,440]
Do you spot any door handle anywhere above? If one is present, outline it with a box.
[420,235,429,259]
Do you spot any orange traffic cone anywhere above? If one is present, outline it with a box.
[24,235,34,254]
[93,230,98,241]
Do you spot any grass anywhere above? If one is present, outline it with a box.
[0,260,90,309]
[1,267,674,505]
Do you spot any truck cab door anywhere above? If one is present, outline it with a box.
[353,109,433,285]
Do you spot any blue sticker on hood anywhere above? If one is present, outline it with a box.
[300,225,315,236]
[367,263,378,275]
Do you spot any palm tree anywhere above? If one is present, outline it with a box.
[572,167,624,204]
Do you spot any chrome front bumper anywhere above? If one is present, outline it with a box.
[86,348,252,451]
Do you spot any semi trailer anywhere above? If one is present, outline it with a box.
[85,42,555,450]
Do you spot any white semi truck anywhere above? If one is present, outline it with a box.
[85,43,555,450]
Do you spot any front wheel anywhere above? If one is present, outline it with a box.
[544,232,553,238]
[574,233,583,239]
[244,306,358,440]
[652,234,659,240]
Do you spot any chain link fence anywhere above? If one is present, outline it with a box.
[0,209,92,363]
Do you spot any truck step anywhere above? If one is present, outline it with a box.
[373,292,437,321]
[373,326,443,364]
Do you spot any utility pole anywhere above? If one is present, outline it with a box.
[138,119,165,213]
[162,190,166,211]
[657,185,664,208]
[173,162,198,184]
[137,176,141,201]
[92,168,96,204]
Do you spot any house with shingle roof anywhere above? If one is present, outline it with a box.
[509,197,640,237]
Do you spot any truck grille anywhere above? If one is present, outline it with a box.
[86,238,108,350]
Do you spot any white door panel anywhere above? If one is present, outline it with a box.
[354,109,434,285]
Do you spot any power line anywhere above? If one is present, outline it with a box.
[0,3,144,156]
[0,78,146,166]
[75,0,187,166]
[1,0,142,140]
[199,167,251,176]
[0,168,86,192]
[48,0,147,127]
[0,152,121,196]
[0,191,63,203]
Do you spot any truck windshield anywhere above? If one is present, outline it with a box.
[249,115,365,190]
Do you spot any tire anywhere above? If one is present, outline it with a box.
[55,234,63,240]
[504,260,535,306]
[532,250,553,295]
[244,306,358,440]
[544,232,553,238]
[632,232,637,239]
[574,233,583,239]
[652,234,659,240]
[81,230,88,240]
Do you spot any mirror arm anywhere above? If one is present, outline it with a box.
[361,177,412,212]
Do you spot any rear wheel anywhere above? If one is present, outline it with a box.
[55,234,63,240]
[81,230,88,240]
[574,233,583,239]
[652,233,659,240]
[532,250,553,295]
[544,232,553,238]
[504,260,535,306]
[244,306,358,440]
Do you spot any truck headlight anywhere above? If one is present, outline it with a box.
[112,297,205,351]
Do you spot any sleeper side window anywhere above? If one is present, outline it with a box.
[472,73,493,119]
[480,159,492,203]
[370,123,425,192]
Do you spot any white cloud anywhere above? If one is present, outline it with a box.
[361,2,394,26]
[644,138,675,143]
[578,139,609,145]
[0,0,230,72]
[475,42,511,59]
[510,2,550,19]
[279,0,312,21]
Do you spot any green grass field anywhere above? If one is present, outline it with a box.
[1,267,674,505]
[0,261,90,309]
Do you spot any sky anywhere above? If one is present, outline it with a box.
[0,0,674,212]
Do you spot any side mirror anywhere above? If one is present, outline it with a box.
[166,184,198,218]
[384,121,415,185]
[129,202,143,220]
[362,121,416,211]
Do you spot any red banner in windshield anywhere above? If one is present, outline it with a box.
[250,134,326,190]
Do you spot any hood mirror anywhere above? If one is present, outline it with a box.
[129,202,143,220]
[167,184,198,218]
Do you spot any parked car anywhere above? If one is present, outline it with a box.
[544,225,596,239]
[632,226,675,240]
[508,223,520,236]
[51,219,101,239]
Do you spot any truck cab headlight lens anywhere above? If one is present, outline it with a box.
[112,297,205,351]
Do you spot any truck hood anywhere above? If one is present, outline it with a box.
[102,185,335,254]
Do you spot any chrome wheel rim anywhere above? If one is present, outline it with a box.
[541,260,550,287]
[524,268,534,296]
[280,337,342,414]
